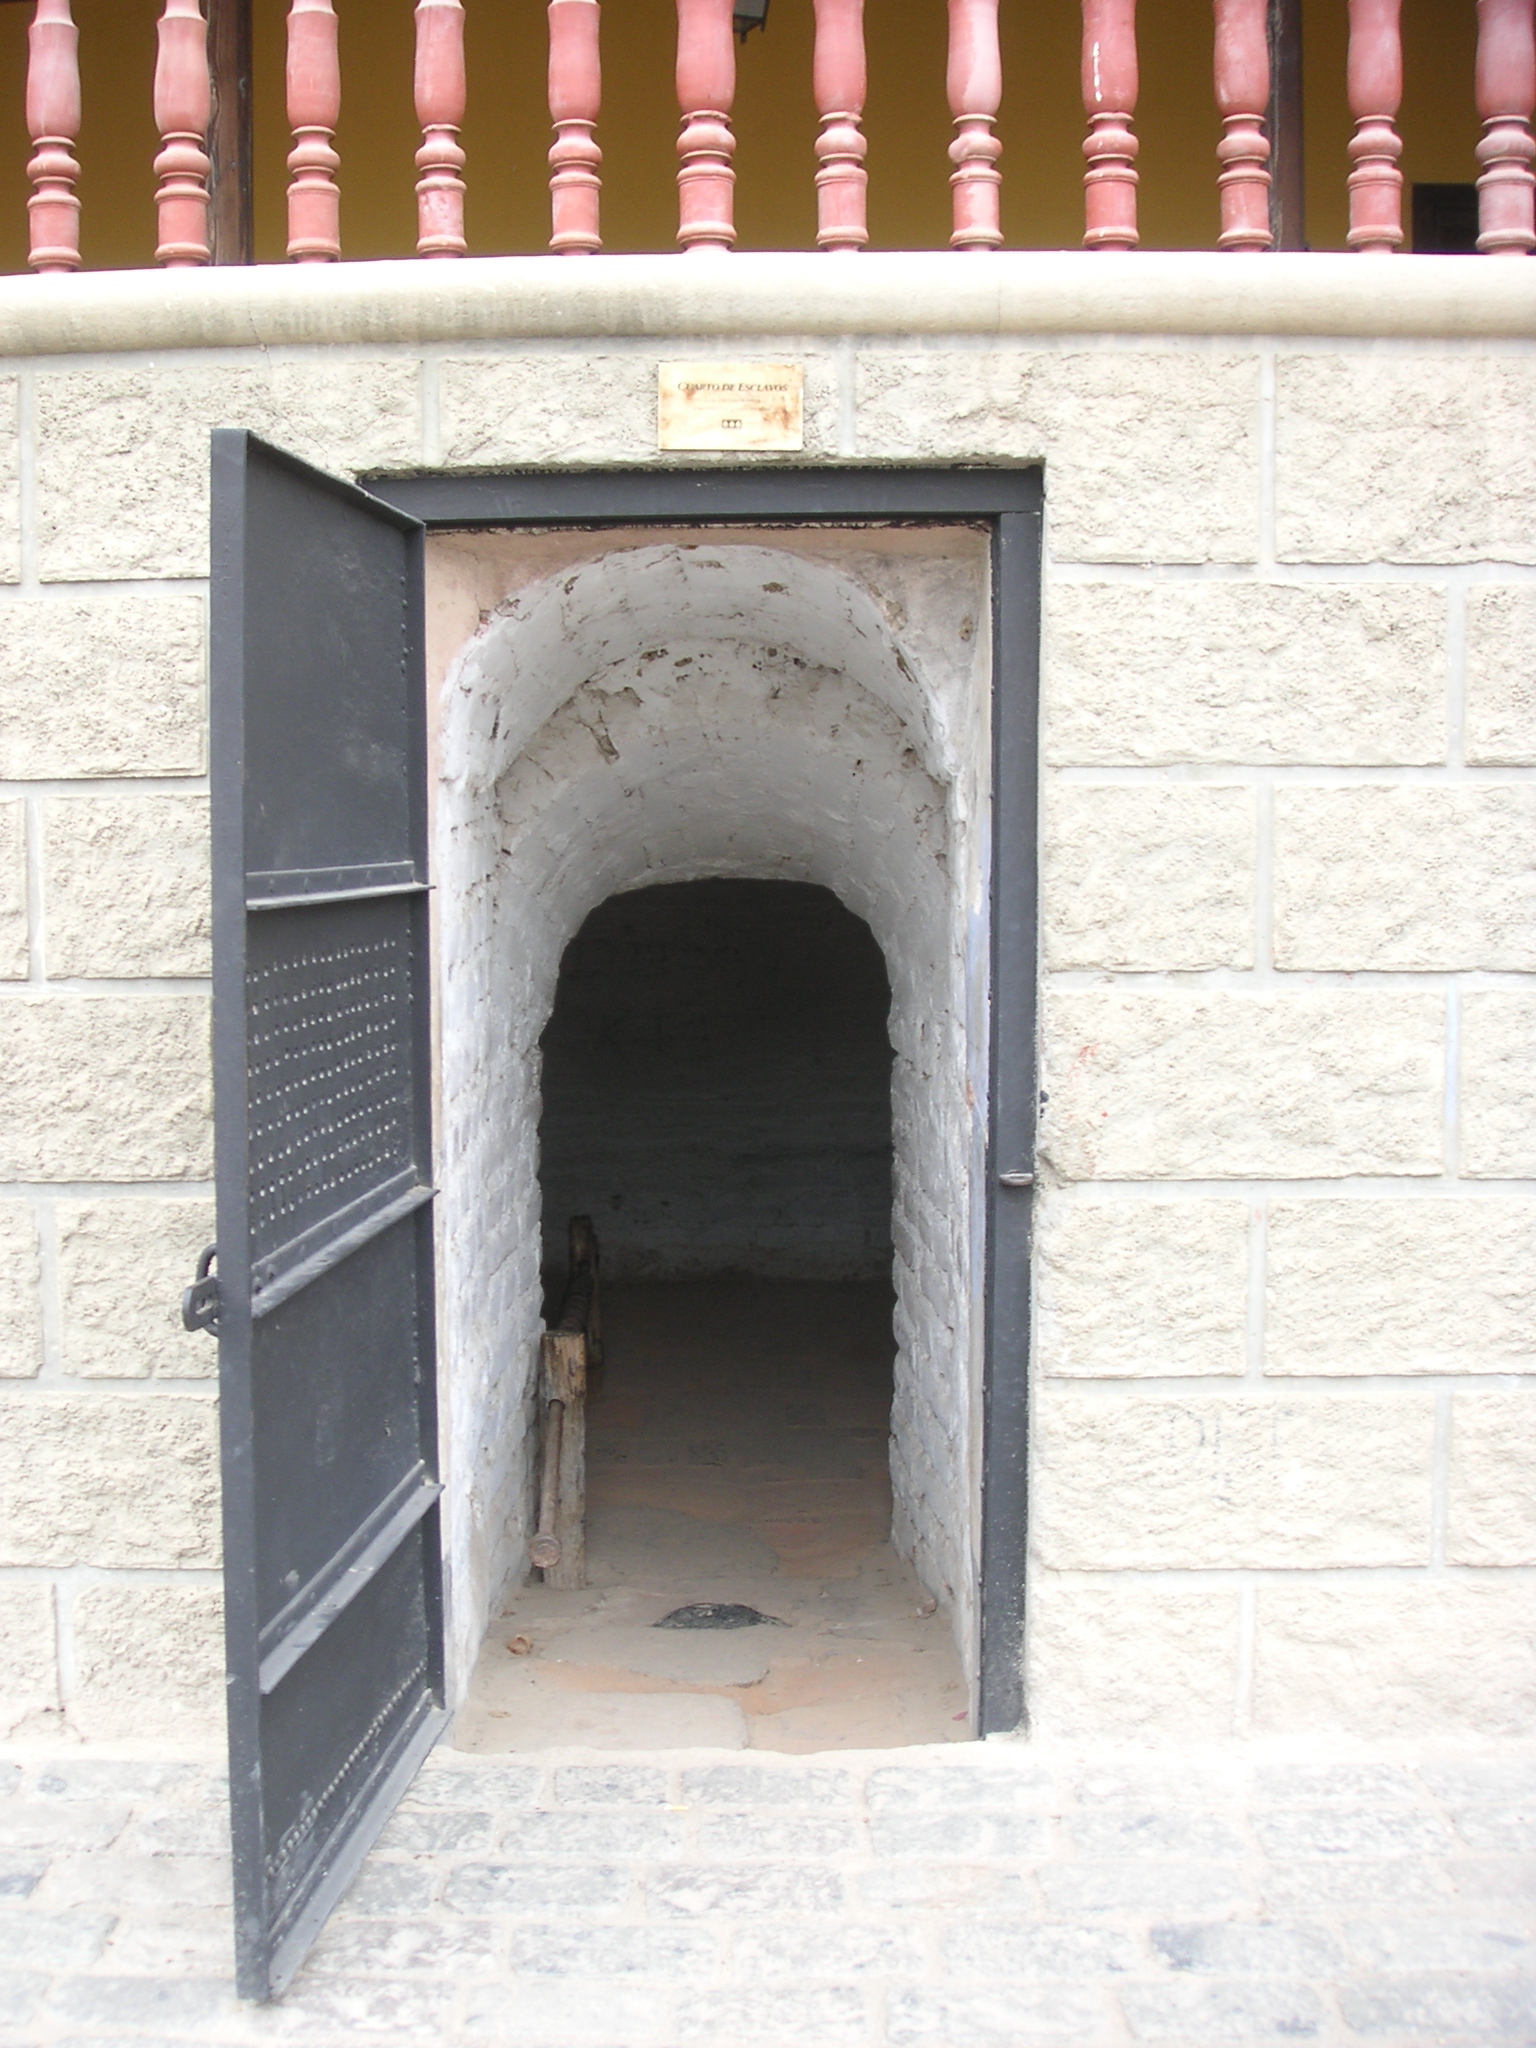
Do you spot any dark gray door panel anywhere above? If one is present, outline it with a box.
[209,430,443,2002]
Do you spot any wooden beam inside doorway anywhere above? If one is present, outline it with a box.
[209,0,254,264]
[1267,0,1306,249]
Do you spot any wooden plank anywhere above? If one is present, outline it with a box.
[208,0,253,265]
[540,1330,587,1591]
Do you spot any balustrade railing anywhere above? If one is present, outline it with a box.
[15,0,1536,274]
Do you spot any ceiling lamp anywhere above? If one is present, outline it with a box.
[733,0,770,40]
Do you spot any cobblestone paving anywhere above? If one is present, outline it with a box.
[0,1742,1532,2046]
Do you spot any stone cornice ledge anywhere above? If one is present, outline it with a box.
[0,249,1531,356]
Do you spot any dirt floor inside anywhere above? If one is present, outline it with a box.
[455,1280,971,1753]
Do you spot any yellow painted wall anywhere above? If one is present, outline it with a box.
[0,1,1484,272]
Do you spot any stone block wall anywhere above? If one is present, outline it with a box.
[0,304,1530,1744]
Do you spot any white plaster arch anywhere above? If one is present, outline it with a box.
[431,538,991,1706]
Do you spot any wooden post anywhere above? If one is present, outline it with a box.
[26,0,81,274]
[1346,0,1403,252]
[208,0,253,264]
[154,0,212,267]
[286,0,341,262]
[537,1331,587,1590]
[1475,0,1536,254]
[569,1214,602,1369]
[1213,0,1272,249]
[947,0,1002,250]
[415,0,466,257]
[812,0,866,251]
[1081,0,1139,250]
[1266,0,1304,248]
[548,0,602,254]
[675,0,735,252]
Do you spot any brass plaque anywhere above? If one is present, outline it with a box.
[657,361,805,452]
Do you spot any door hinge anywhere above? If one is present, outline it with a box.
[997,1170,1034,1189]
[181,1244,221,1335]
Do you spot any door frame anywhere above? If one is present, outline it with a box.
[369,466,1042,1736]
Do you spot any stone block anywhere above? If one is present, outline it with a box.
[0,1973,45,2027]
[1118,1978,1324,2041]
[1265,1199,1536,1376]
[0,1394,219,1567]
[462,1977,665,2044]
[68,1583,224,1743]
[1065,1810,1248,1860]
[1466,585,1536,765]
[942,1918,1138,1979]
[0,1584,58,1739]
[0,800,26,978]
[1251,1806,1454,1859]
[306,1916,501,1977]
[0,594,205,779]
[1447,1394,1536,1566]
[56,1198,216,1380]
[374,1808,495,1853]
[698,1813,861,1858]
[1027,1576,1240,1736]
[499,1810,686,1858]
[552,1764,669,1805]
[1150,1921,1344,1975]
[886,1985,1106,2045]
[1461,993,1536,1178]
[1344,1916,1536,1973]
[1338,1973,1536,2040]
[1043,581,1444,766]
[42,1849,228,1911]
[1253,1580,1536,1737]
[1043,783,1254,970]
[856,349,1261,563]
[35,362,422,582]
[0,1201,42,1379]
[1040,1860,1251,1915]
[732,1923,914,1977]
[1040,990,1443,1182]
[403,1761,541,1808]
[338,1862,439,1915]
[1276,353,1536,564]
[675,1986,866,2045]
[0,1911,114,1969]
[0,376,17,580]
[1274,786,1536,970]
[1033,1393,1434,1569]
[647,1862,844,1916]
[863,1761,1050,1809]
[42,797,210,979]
[1036,1197,1249,1379]
[680,1764,854,1807]
[1260,1858,1450,1909]
[440,353,839,466]
[443,1861,628,1914]
[0,996,210,1180]
[502,1925,719,1980]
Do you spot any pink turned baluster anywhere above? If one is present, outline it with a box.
[948,0,1001,248]
[1081,0,1138,249]
[415,0,465,256]
[549,0,601,253]
[154,1,211,267]
[287,0,340,261]
[813,0,866,251]
[1476,0,1536,254]
[26,1,81,274]
[675,0,735,253]
[1346,0,1402,251]
[1212,0,1271,248]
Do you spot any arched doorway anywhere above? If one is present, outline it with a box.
[430,527,996,1743]
[480,876,965,1748]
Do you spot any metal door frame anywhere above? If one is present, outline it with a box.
[370,466,1041,1734]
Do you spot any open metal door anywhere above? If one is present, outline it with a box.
[206,431,444,2000]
